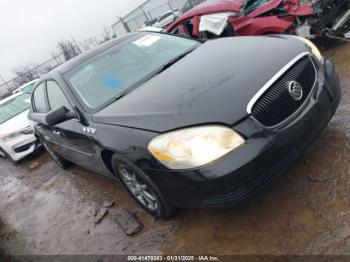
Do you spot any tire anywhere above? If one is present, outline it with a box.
[111,155,174,219]
[42,140,72,169]
[0,147,8,159]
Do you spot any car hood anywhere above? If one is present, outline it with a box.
[0,110,31,137]
[93,36,308,133]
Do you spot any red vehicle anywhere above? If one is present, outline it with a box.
[166,0,350,40]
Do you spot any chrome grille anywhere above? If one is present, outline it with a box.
[251,55,317,127]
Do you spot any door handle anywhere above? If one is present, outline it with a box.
[52,130,61,136]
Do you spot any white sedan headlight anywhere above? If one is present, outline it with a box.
[148,125,245,169]
[0,125,33,142]
[293,36,324,64]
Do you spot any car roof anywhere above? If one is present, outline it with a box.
[22,79,37,86]
[49,33,138,76]
[162,10,173,15]
[18,79,38,89]
[0,92,25,106]
[137,26,163,32]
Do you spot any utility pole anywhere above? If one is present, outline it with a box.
[141,6,150,22]
[119,16,131,33]
[168,1,174,12]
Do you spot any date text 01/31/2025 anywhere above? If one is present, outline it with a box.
[127,255,220,261]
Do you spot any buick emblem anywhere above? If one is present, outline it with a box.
[288,81,303,101]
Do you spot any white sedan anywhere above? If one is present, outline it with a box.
[12,79,37,95]
[137,26,163,32]
[0,92,39,162]
[154,10,181,28]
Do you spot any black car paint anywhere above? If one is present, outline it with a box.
[93,36,308,132]
[30,33,341,208]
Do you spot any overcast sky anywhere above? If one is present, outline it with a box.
[0,0,147,81]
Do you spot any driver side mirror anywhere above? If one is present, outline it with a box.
[31,106,78,126]
[45,106,78,126]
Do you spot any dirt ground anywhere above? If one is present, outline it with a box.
[1,41,350,256]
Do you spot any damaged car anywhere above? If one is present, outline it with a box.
[166,0,350,40]
[29,32,340,218]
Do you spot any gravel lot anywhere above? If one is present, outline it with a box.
[0,41,350,255]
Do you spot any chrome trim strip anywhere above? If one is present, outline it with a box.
[246,52,312,114]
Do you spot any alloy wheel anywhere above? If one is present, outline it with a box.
[118,164,159,212]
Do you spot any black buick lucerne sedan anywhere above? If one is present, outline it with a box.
[29,32,341,218]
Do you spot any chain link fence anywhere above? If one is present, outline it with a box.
[1,0,206,99]
[112,0,206,36]
[0,54,65,99]
[0,38,84,99]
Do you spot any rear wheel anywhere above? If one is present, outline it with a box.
[112,155,174,218]
[42,140,71,169]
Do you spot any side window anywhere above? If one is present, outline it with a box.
[184,19,194,37]
[171,26,180,35]
[22,83,35,94]
[32,82,49,113]
[159,12,172,22]
[172,24,190,37]
[47,81,72,111]
[172,19,194,37]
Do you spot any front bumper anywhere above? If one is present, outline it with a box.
[145,59,341,208]
[0,133,39,162]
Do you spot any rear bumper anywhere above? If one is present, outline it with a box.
[0,134,39,162]
[146,59,341,208]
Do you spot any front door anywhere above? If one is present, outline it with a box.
[32,80,107,174]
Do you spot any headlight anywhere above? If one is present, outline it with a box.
[148,125,245,169]
[293,36,324,64]
[0,126,33,142]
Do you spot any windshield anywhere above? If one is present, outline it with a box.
[21,82,35,94]
[158,12,172,22]
[64,33,200,109]
[0,93,31,125]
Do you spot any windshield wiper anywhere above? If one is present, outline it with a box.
[152,45,198,76]
[113,93,126,101]
[111,46,199,103]
[156,46,199,74]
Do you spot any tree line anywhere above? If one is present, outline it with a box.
[10,27,115,87]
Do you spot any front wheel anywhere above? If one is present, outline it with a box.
[112,155,174,219]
